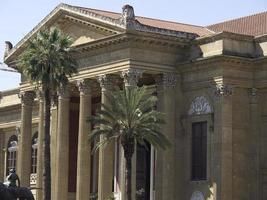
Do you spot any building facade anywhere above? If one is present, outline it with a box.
[1,3,267,200]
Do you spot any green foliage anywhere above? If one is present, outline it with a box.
[17,27,77,91]
[89,86,171,152]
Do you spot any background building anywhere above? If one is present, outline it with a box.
[1,3,267,200]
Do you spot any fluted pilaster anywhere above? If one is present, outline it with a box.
[155,73,178,200]
[213,84,233,200]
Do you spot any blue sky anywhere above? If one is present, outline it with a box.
[1,0,267,91]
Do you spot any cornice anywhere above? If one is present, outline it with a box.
[178,55,254,73]
[194,31,254,45]
[0,88,19,96]
[0,118,39,129]
[74,31,189,54]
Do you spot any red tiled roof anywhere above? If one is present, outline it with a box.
[207,11,267,36]
[72,6,212,36]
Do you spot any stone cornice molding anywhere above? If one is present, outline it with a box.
[121,69,143,87]
[179,55,254,73]
[74,32,189,54]
[195,31,255,45]
[18,91,36,106]
[254,34,267,43]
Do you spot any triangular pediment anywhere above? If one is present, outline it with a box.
[4,3,125,64]
[4,3,198,65]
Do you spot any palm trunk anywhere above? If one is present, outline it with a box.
[125,156,132,200]
[123,139,135,200]
[43,89,51,200]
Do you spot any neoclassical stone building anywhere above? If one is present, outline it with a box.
[1,3,267,200]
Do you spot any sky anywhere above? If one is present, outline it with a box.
[1,0,267,91]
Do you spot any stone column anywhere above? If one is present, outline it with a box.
[214,84,233,200]
[50,95,58,200]
[76,79,93,200]
[155,73,177,200]
[36,91,44,200]
[18,91,35,187]
[120,69,143,200]
[0,130,5,181]
[97,74,116,200]
[54,86,70,200]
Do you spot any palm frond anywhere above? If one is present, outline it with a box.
[90,86,171,152]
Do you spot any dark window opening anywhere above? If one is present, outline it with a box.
[31,132,38,174]
[6,135,18,175]
[191,121,207,181]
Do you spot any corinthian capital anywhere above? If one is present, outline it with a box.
[19,91,36,106]
[156,73,178,88]
[121,69,143,87]
[57,84,70,99]
[97,74,117,91]
[77,79,94,96]
[214,84,233,97]
[248,88,259,104]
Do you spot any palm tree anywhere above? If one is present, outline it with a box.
[18,27,77,200]
[89,86,170,200]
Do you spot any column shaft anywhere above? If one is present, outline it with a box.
[36,94,44,200]
[76,80,92,200]
[18,91,35,187]
[0,132,5,181]
[98,75,115,200]
[50,98,58,200]
[54,88,70,200]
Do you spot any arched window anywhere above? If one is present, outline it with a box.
[31,132,38,174]
[7,135,18,175]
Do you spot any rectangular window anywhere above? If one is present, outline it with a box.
[191,121,207,181]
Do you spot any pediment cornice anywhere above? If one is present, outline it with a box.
[74,31,190,55]
[4,3,197,65]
